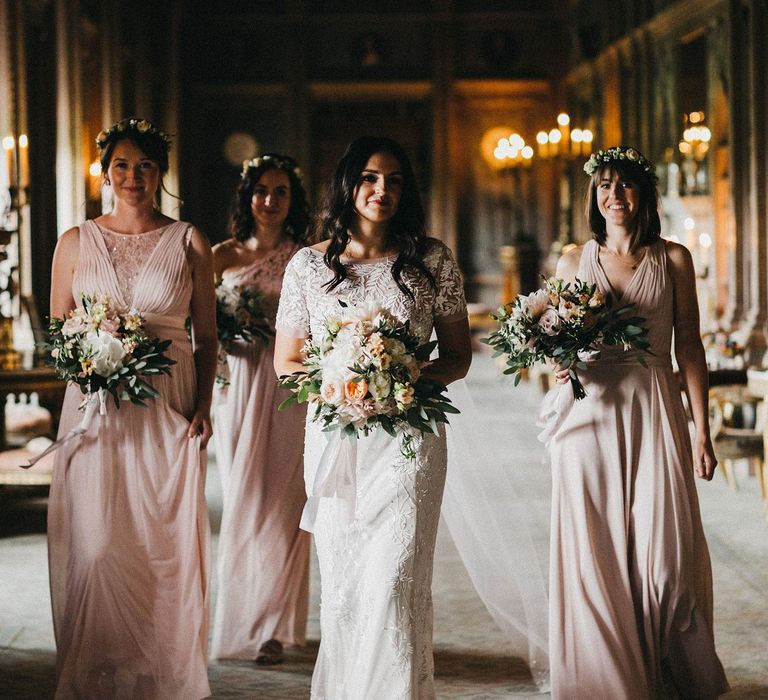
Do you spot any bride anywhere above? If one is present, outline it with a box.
[274,136,471,699]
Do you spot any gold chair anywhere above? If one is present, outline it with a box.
[709,385,768,518]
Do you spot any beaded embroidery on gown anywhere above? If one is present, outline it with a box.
[211,240,311,659]
[276,241,466,700]
[47,220,211,700]
[546,239,729,699]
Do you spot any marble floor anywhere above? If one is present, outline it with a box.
[0,352,766,699]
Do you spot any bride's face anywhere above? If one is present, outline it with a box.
[353,151,403,225]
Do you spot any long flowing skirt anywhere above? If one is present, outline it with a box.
[307,423,447,700]
[48,344,210,700]
[548,362,729,699]
[211,339,309,659]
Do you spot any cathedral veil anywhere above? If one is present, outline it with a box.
[440,377,550,691]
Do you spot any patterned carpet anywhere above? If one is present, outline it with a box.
[1,353,766,699]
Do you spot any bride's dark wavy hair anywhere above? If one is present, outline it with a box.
[317,136,435,299]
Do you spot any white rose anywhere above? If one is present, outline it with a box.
[368,372,392,400]
[319,376,346,406]
[61,315,87,337]
[83,329,126,377]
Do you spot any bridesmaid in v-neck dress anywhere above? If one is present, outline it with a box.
[547,146,729,699]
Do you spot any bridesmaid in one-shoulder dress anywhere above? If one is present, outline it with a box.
[47,119,217,699]
[210,154,311,665]
[547,147,729,699]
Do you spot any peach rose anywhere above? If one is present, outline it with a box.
[344,378,369,401]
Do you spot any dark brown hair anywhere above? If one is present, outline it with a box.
[316,136,435,298]
[229,154,310,244]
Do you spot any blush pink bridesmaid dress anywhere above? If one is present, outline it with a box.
[210,240,310,660]
[547,239,730,699]
[47,220,211,699]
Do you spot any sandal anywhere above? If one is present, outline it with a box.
[255,638,284,665]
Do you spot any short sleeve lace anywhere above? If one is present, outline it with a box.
[276,240,466,344]
[275,249,311,338]
[431,242,467,321]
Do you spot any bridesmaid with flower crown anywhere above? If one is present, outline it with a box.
[547,146,729,699]
[48,118,216,699]
[210,154,311,665]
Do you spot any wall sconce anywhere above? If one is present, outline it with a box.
[678,111,710,195]
[536,113,593,158]
[480,127,533,170]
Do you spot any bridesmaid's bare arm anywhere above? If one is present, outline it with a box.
[187,226,217,448]
[554,244,583,285]
[50,227,80,318]
[211,239,238,284]
[274,333,307,378]
[667,240,716,481]
[552,245,585,383]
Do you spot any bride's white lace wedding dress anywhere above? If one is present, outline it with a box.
[276,240,466,700]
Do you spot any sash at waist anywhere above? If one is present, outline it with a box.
[142,313,190,346]
[590,351,671,369]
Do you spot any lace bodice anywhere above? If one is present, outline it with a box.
[100,226,165,305]
[220,240,302,324]
[276,239,467,343]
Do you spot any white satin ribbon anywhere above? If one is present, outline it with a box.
[21,389,107,468]
[536,383,574,446]
[536,350,600,447]
[300,431,357,533]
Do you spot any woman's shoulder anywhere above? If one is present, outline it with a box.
[555,243,586,279]
[287,245,319,268]
[421,237,456,264]
[308,240,331,254]
[662,238,692,263]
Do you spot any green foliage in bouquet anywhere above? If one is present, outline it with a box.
[45,294,175,407]
[216,284,274,352]
[483,277,651,400]
[278,304,458,459]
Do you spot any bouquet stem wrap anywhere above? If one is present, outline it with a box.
[22,389,107,468]
[300,432,358,532]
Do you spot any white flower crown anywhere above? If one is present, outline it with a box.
[96,118,171,152]
[583,146,655,177]
[242,154,303,181]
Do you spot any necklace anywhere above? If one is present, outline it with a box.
[602,246,645,270]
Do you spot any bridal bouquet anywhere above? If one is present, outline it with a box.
[278,302,458,458]
[483,277,650,399]
[46,293,175,407]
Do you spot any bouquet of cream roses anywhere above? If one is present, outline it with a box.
[46,293,175,407]
[278,302,458,458]
[484,277,650,399]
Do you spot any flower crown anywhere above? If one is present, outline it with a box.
[242,154,303,181]
[96,118,172,152]
[583,146,655,177]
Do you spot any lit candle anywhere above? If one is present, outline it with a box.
[536,131,549,158]
[557,113,570,156]
[548,128,562,156]
[581,129,593,157]
[2,135,15,188]
[18,134,29,188]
